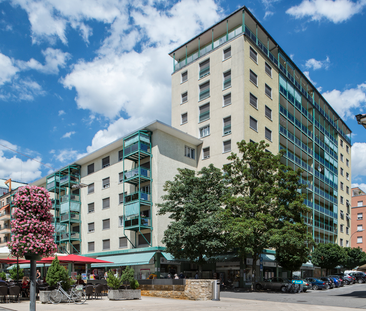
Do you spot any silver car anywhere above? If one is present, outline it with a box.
[255,277,292,292]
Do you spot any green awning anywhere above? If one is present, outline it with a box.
[261,254,275,262]
[162,252,175,261]
[7,263,51,270]
[91,252,155,268]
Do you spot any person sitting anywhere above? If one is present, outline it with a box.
[21,276,30,297]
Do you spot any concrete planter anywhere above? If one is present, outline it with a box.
[39,290,51,304]
[108,289,141,300]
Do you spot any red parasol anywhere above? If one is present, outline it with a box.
[40,254,112,264]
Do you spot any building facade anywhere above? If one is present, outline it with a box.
[351,187,366,249]
[169,6,352,246]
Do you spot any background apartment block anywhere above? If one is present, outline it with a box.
[169,6,352,246]
[351,187,366,249]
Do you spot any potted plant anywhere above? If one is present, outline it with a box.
[107,267,140,300]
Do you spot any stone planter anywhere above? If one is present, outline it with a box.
[39,290,51,304]
[108,289,141,300]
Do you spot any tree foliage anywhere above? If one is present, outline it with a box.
[46,256,70,290]
[157,164,228,273]
[311,243,348,274]
[343,247,366,270]
[9,265,24,281]
[221,140,312,280]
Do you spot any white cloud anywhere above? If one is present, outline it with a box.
[352,183,366,193]
[305,56,330,70]
[17,48,70,74]
[322,83,366,119]
[61,131,75,138]
[0,53,19,85]
[352,142,366,180]
[286,0,366,23]
[54,148,79,163]
[264,11,274,19]
[58,110,65,116]
[11,78,45,101]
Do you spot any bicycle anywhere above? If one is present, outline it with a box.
[49,281,86,304]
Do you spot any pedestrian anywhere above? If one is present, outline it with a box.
[195,271,199,279]
[36,269,41,281]
[179,272,185,279]
[174,274,179,279]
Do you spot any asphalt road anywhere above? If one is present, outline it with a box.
[221,283,366,309]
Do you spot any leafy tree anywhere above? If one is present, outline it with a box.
[311,243,348,275]
[343,247,366,270]
[46,256,70,290]
[9,265,24,281]
[221,140,312,284]
[158,164,228,275]
[107,270,122,290]
[0,271,6,281]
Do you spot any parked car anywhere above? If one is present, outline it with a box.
[329,275,345,287]
[304,277,328,290]
[349,272,366,283]
[327,276,340,288]
[255,277,292,292]
[334,273,354,285]
[320,277,334,289]
[290,278,311,292]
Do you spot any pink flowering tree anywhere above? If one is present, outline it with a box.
[8,185,57,258]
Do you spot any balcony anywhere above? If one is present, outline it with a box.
[60,232,80,241]
[124,192,151,205]
[124,216,152,230]
[60,212,80,223]
[0,225,11,234]
[124,167,151,185]
[0,211,11,221]
[60,195,80,214]
[59,174,80,186]
[46,175,60,191]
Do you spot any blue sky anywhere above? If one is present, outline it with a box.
[0,0,366,190]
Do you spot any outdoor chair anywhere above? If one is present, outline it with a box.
[0,286,7,303]
[102,284,108,296]
[85,285,94,299]
[94,284,103,299]
[9,286,20,303]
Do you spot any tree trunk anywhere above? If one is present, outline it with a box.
[251,254,258,290]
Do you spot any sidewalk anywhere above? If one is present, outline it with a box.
[0,296,360,311]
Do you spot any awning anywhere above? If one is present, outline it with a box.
[261,254,275,262]
[7,263,51,270]
[91,252,155,268]
[162,252,175,261]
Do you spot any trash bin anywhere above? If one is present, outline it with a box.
[212,280,220,301]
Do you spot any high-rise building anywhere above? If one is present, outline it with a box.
[169,6,352,246]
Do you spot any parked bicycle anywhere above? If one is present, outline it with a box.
[49,281,86,304]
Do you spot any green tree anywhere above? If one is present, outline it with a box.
[158,164,227,275]
[106,270,122,290]
[343,247,366,270]
[311,243,348,275]
[9,265,24,281]
[222,140,312,284]
[46,256,71,290]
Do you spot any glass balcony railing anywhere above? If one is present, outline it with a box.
[313,202,337,218]
[61,195,80,203]
[279,125,313,156]
[60,232,80,240]
[60,212,80,222]
[124,216,151,228]
[124,191,151,204]
[279,106,313,139]
[124,142,150,157]
[124,167,150,180]
[280,146,313,173]
[60,174,80,185]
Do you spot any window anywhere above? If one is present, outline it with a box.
[340,210,344,219]
[250,93,258,109]
[199,103,210,122]
[250,116,258,131]
[340,238,343,247]
[223,116,231,135]
[223,70,231,89]
[102,197,110,209]
[265,106,272,120]
[199,125,210,138]
[181,71,187,83]
[358,213,363,220]
[340,168,344,176]
[119,216,123,227]
[138,233,151,246]
[340,224,344,233]
[249,47,257,62]
[346,145,349,153]
[102,156,110,168]
[87,163,94,175]
[340,154,344,162]
[119,193,124,204]
[358,201,363,207]
[340,182,344,190]
[118,150,123,161]
[346,227,349,234]
[103,239,110,250]
[223,140,231,153]
[346,240,349,247]
[181,91,188,104]
[88,222,95,233]
[119,172,124,183]
[88,242,94,252]
[340,140,343,147]
[88,203,94,213]
[119,237,128,249]
[265,128,272,141]
[88,183,94,194]
[346,159,349,167]
[265,62,272,77]
[250,70,257,85]
[346,186,349,194]
[340,196,344,204]
[265,84,272,98]
[357,236,363,244]
[185,146,195,159]
[346,172,349,180]
[358,225,363,231]
[102,177,110,189]
[199,59,210,78]
[223,47,231,60]
[202,147,210,159]
[223,93,231,106]
[199,81,210,101]
[181,112,188,125]
[102,219,110,230]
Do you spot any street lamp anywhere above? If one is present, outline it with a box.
[355,114,366,130]
[351,229,365,239]
[71,183,88,189]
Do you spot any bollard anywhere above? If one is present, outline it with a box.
[212,280,220,301]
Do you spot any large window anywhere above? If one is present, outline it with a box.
[103,239,110,250]
[199,59,210,78]
[88,222,95,233]
[223,47,231,60]
[181,112,188,124]
[102,197,110,209]
[88,183,94,194]
[119,237,128,249]
[88,242,94,252]
[250,70,257,85]
[87,163,94,175]
[199,103,210,122]
[88,203,94,213]
[357,236,363,244]
[250,47,257,62]
[265,128,272,141]
[250,116,258,131]
[185,146,195,159]
[223,140,231,153]
[199,81,210,101]
[223,70,231,89]
[202,147,210,159]
[223,93,231,107]
[181,71,188,83]
[181,91,188,104]
[102,219,110,230]
[102,177,110,189]
[102,156,110,168]
[265,84,272,98]
[199,125,210,138]
[223,116,231,135]
[250,93,258,109]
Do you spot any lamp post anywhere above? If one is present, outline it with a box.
[355,114,366,129]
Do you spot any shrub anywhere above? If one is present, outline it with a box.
[106,270,122,290]
[0,271,7,281]
[9,265,24,281]
[130,279,139,289]
[46,256,71,290]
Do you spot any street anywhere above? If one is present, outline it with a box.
[221,283,366,309]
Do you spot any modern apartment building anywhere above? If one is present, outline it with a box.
[351,187,366,249]
[169,6,352,246]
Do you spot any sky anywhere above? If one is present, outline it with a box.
[0,0,366,190]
